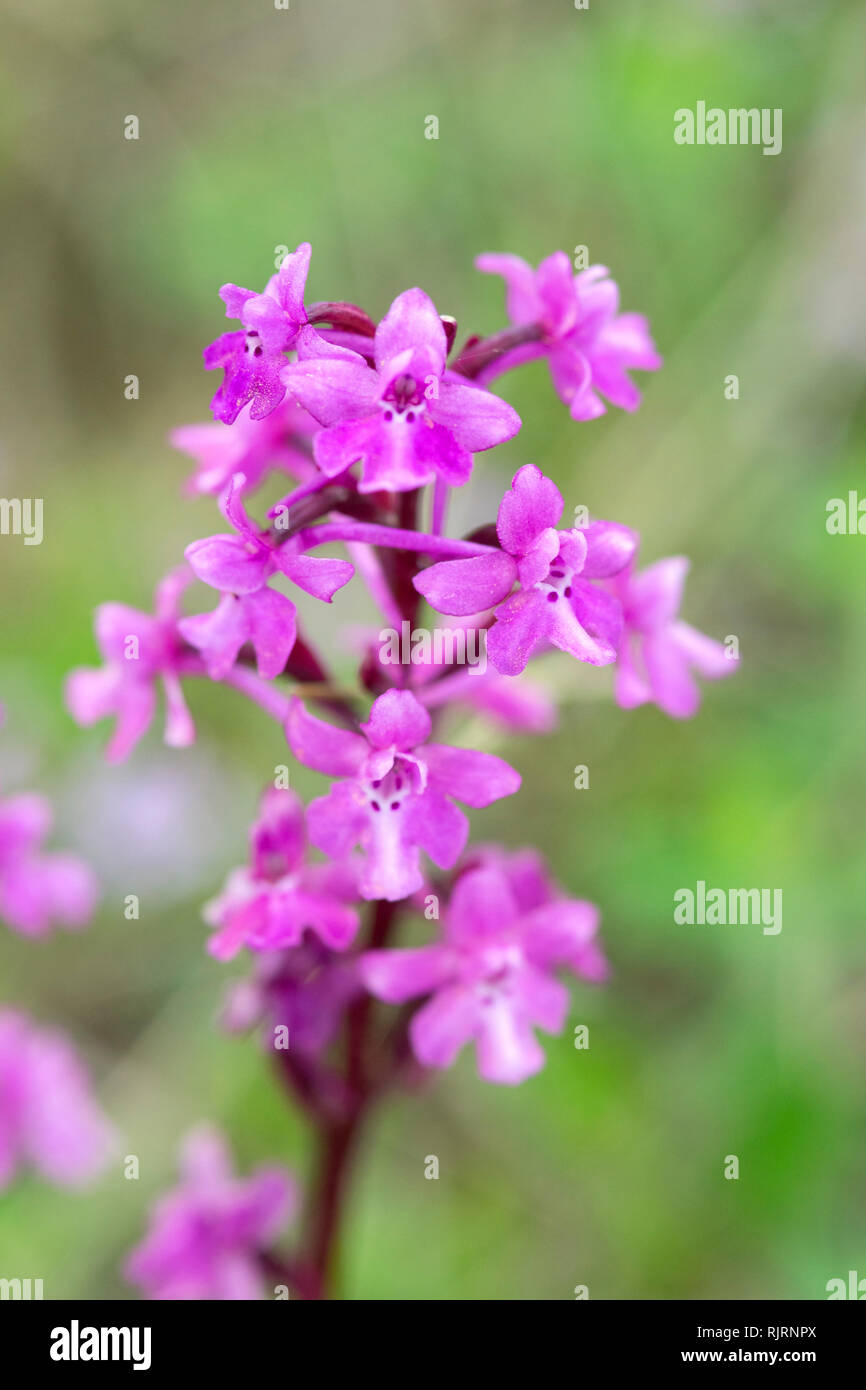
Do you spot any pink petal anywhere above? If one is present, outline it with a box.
[424,745,521,808]
[517,527,561,588]
[475,253,541,326]
[161,673,195,748]
[185,535,271,595]
[496,465,563,557]
[241,588,297,678]
[547,342,594,417]
[535,251,579,335]
[514,963,570,1033]
[447,867,518,942]
[282,357,378,427]
[409,418,474,488]
[414,551,517,617]
[672,621,737,679]
[579,521,639,579]
[277,551,354,602]
[614,634,652,709]
[642,631,701,718]
[410,986,480,1069]
[476,1000,546,1084]
[553,582,622,665]
[273,242,311,319]
[95,603,162,668]
[373,287,447,380]
[179,595,249,680]
[312,415,380,479]
[360,945,454,1003]
[486,591,552,676]
[106,681,157,763]
[361,689,431,751]
[520,899,600,969]
[405,787,468,869]
[285,699,367,776]
[432,379,521,453]
[627,557,689,630]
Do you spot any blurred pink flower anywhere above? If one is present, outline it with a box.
[125,1126,296,1300]
[0,788,98,937]
[0,1009,112,1187]
[611,556,737,718]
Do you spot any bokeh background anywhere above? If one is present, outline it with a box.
[1,0,865,1299]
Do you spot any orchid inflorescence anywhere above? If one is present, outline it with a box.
[7,241,736,1299]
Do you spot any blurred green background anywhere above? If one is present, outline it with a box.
[1,0,865,1299]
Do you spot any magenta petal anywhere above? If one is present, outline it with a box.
[205,331,287,426]
[410,987,480,1069]
[179,595,249,679]
[615,634,651,709]
[642,631,701,718]
[496,465,564,557]
[579,521,639,579]
[261,888,358,953]
[362,688,431,750]
[405,787,468,869]
[250,787,307,875]
[340,414,438,494]
[95,603,162,668]
[312,415,380,478]
[447,867,518,941]
[185,535,271,595]
[486,591,552,676]
[627,557,689,629]
[106,681,157,763]
[475,253,541,326]
[65,666,120,729]
[517,527,561,588]
[516,963,570,1033]
[361,804,424,901]
[295,324,366,363]
[360,945,453,1003]
[285,699,367,776]
[220,284,257,320]
[277,551,354,602]
[306,782,367,857]
[547,342,595,417]
[520,899,600,968]
[373,287,447,380]
[409,418,473,488]
[476,1000,546,1084]
[671,621,736,679]
[432,379,521,453]
[241,588,297,678]
[572,579,624,647]
[282,357,377,427]
[161,673,195,749]
[241,294,292,354]
[414,551,517,617]
[535,251,579,335]
[274,242,311,320]
[424,744,521,808]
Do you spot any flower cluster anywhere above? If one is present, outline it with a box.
[61,241,738,1297]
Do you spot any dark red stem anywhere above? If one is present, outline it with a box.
[293,900,400,1299]
[451,322,542,379]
